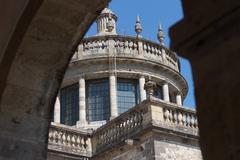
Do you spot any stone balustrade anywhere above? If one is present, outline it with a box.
[72,35,179,72]
[163,103,198,128]
[48,99,198,158]
[91,97,198,155]
[92,104,145,154]
[48,122,92,158]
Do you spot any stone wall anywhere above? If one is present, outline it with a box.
[154,140,202,160]
[91,132,202,160]
[92,133,155,160]
[0,0,110,159]
[47,151,89,160]
[170,1,240,159]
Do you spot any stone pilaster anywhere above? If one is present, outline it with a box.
[176,93,182,106]
[54,93,61,123]
[110,74,118,119]
[139,76,146,101]
[163,82,170,102]
[77,76,87,127]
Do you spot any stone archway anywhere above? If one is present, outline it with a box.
[0,0,110,159]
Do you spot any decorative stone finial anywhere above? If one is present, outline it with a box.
[157,24,164,45]
[107,13,114,32]
[135,15,142,38]
[144,77,156,99]
[96,8,117,36]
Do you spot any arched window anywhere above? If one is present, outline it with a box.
[86,79,110,121]
[117,78,140,114]
[60,83,79,126]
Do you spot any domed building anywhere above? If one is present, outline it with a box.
[48,8,202,160]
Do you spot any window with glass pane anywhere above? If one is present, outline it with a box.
[86,79,110,122]
[117,78,140,114]
[60,83,79,126]
[154,85,163,99]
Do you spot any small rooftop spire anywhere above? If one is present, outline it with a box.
[135,15,142,38]
[107,13,114,32]
[96,8,117,36]
[157,23,164,45]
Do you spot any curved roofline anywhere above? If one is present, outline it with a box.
[82,35,178,61]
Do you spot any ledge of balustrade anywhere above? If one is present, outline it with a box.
[48,122,92,158]
[71,35,179,72]
[91,97,198,155]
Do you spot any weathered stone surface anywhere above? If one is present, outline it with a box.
[170,1,240,160]
[154,140,202,160]
[0,0,110,159]
[48,151,89,160]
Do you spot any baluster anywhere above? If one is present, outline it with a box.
[132,114,135,128]
[48,128,53,143]
[190,115,195,128]
[62,131,66,145]
[76,136,81,148]
[105,130,109,143]
[113,126,116,141]
[129,115,133,129]
[129,41,133,50]
[66,133,70,146]
[143,44,147,51]
[136,112,139,126]
[80,135,84,149]
[173,110,178,123]
[133,42,137,51]
[178,112,183,125]
[83,137,87,149]
[104,128,108,143]
[169,109,173,122]
[109,127,112,142]
[86,137,90,149]
[102,133,105,145]
[71,134,76,147]
[120,123,123,136]
[186,113,190,127]
[55,130,60,144]
[133,114,136,127]
[164,109,170,122]
[140,111,144,124]
[126,118,130,131]
[182,113,187,126]
[195,117,198,128]
[151,46,155,54]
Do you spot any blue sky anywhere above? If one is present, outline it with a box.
[86,0,196,108]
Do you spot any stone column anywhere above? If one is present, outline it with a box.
[139,76,146,101]
[54,93,61,123]
[77,77,87,127]
[163,82,170,102]
[176,93,182,106]
[110,74,118,119]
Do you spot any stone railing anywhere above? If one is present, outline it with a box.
[163,102,198,128]
[91,104,145,154]
[72,35,179,72]
[91,97,198,155]
[48,122,92,158]
[48,99,198,158]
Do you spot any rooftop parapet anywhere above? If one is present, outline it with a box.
[48,98,198,157]
[72,35,179,72]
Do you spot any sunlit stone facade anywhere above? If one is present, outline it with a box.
[48,8,202,160]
